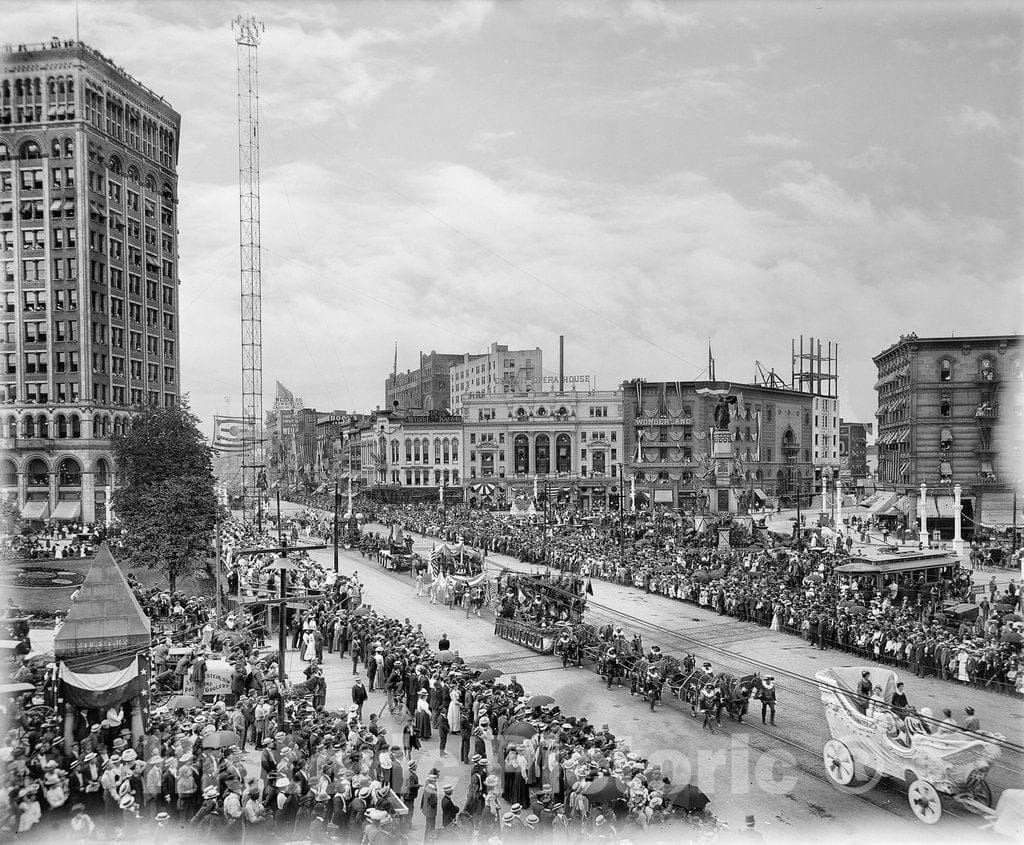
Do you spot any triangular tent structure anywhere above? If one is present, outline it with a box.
[54,544,150,659]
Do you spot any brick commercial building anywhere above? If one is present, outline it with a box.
[621,379,814,512]
[1,40,181,524]
[839,420,870,481]
[449,342,542,415]
[385,350,463,414]
[873,333,1023,537]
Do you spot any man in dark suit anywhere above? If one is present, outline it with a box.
[440,783,459,828]
[436,712,450,757]
[420,775,438,843]
[351,678,368,721]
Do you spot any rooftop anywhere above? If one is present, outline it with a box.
[2,38,177,118]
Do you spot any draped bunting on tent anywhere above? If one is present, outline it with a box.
[59,650,145,709]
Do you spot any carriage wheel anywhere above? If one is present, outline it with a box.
[971,780,993,809]
[907,779,942,824]
[822,740,858,787]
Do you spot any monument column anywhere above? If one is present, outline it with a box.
[835,478,843,531]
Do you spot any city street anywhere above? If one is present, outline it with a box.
[276,501,1017,841]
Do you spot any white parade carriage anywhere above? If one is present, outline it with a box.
[816,666,1003,824]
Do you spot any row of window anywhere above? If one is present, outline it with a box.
[3,379,175,408]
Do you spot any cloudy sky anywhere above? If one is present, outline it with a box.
[11,0,1023,433]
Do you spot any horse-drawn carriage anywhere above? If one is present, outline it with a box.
[378,540,414,572]
[667,665,764,724]
[816,666,1003,824]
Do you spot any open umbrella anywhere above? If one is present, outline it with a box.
[435,652,457,664]
[476,669,503,682]
[502,721,539,739]
[665,783,710,811]
[166,694,202,710]
[202,730,241,749]
[266,558,302,572]
[804,573,823,584]
[464,661,491,670]
[525,694,556,709]
[845,605,869,616]
[1001,630,1022,644]
[582,776,627,804]
[350,606,371,617]
[1003,613,1023,623]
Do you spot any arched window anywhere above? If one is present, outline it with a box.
[390,439,399,463]
[22,416,36,438]
[451,438,459,462]
[940,397,951,418]
[4,415,16,438]
[127,165,139,183]
[514,434,529,474]
[56,414,68,439]
[980,357,995,381]
[20,140,41,159]
[51,139,62,158]
[108,155,122,175]
[535,434,551,475]
[404,438,412,462]
[70,414,81,438]
[26,458,49,487]
[556,433,572,473]
[413,439,421,462]
[95,458,110,485]
[145,173,156,191]
[57,457,81,486]
[0,459,16,487]
[443,438,450,464]
[63,138,73,158]
[939,359,952,382]
[36,414,48,439]
[434,438,441,465]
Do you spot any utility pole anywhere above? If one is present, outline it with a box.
[276,490,282,546]
[333,480,340,573]
[214,521,223,619]
[230,543,326,726]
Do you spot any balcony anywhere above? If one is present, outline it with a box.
[974,406,998,419]
[974,374,1000,386]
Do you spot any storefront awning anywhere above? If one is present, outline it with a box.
[934,497,957,518]
[868,492,898,514]
[52,500,82,521]
[20,500,49,520]
[49,199,63,212]
[753,488,768,501]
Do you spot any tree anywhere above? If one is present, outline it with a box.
[112,397,222,594]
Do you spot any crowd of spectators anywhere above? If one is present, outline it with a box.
[0,517,721,842]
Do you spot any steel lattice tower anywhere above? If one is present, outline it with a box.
[233,15,265,517]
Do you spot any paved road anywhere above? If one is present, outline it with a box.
[277,503,1013,840]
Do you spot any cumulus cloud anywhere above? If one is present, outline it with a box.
[948,105,1007,136]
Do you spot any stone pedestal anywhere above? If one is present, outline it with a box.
[952,483,965,561]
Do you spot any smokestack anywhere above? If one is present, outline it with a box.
[559,335,564,393]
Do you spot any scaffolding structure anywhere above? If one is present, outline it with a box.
[233,15,265,516]
[792,335,839,398]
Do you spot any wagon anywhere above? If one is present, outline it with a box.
[816,666,1003,824]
